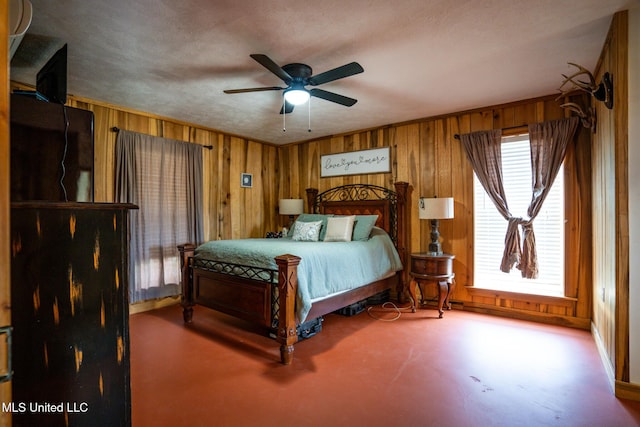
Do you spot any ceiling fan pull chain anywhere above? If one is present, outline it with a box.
[308,97,312,132]
[283,99,286,132]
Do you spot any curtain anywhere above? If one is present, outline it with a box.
[520,116,579,278]
[115,130,204,303]
[460,117,579,279]
[459,130,522,272]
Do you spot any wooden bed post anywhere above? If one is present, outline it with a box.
[275,254,301,365]
[394,181,409,303]
[178,243,196,323]
[306,188,318,213]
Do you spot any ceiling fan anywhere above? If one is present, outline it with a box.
[224,54,364,114]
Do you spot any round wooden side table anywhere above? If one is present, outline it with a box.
[408,252,455,318]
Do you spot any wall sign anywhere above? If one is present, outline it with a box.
[320,147,390,177]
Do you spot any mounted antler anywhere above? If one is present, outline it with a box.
[560,102,596,133]
[557,63,613,109]
[558,63,598,95]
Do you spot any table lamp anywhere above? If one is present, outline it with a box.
[279,198,304,228]
[419,197,454,255]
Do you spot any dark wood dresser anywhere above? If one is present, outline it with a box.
[10,202,135,427]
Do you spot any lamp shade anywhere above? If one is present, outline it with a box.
[419,197,454,220]
[279,199,304,215]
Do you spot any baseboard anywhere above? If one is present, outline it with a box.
[129,296,181,314]
[461,301,591,329]
[615,380,640,401]
[591,323,640,402]
[591,322,616,393]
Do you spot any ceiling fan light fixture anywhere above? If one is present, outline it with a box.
[283,88,310,105]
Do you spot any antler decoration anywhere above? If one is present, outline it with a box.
[557,62,613,109]
[559,102,596,133]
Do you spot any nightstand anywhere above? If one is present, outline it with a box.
[408,252,455,318]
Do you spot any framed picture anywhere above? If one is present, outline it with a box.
[320,147,391,178]
[241,173,253,188]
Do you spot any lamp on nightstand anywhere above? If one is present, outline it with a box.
[279,198,304,228]
[419,197,454,255]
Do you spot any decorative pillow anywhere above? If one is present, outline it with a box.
[291,220,323,241]
[323,215,356,242]
[352,215,380,241]
[288,214,333,240]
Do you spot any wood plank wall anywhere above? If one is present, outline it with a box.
[281,94,593,329]
[591,11,629,384]
[9,88,593,329]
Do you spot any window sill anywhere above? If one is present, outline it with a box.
[465,286,577,307]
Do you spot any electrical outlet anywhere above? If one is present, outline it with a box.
[601,287,606,302]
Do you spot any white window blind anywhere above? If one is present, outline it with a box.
[473,134,564,296]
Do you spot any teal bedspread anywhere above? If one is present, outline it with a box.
[194,227,403,322]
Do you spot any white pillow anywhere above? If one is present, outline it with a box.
[292,220,322,241]
[323,215,356,242]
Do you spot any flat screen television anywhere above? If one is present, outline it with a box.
[36,43,67,104]
[10,93,94,202]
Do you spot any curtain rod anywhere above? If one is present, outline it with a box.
[111,127,213,150]
[453,124,528,140]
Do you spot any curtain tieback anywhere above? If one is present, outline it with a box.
[508,216,533,229]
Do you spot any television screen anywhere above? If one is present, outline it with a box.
[10,93,94,202]
[36,43,67,104]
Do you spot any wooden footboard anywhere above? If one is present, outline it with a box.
[178,244,302,364]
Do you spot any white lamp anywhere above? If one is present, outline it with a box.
[283,86,310,105]
[279,198,304,228]
[419,197,454,255]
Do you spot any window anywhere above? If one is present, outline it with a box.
[473,134,564,296]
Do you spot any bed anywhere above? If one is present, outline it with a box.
[178,182,409,364]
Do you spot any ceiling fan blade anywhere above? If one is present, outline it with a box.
[310,88,357,107]
[250,54,292,83]
[224,86,284,94]
[279,101,295,114]
[308,62,364,86]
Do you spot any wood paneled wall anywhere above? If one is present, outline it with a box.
[10,82,593,329]
[281,94,593,329]
[591,11,629,384]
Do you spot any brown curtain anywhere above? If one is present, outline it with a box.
[115,130,204,303]
[520,116,579,278]
[460,129,521,272]
[460,116,579,279]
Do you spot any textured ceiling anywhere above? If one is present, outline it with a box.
[9,0,639,145]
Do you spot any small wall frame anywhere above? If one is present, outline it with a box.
[241,173,253,188]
